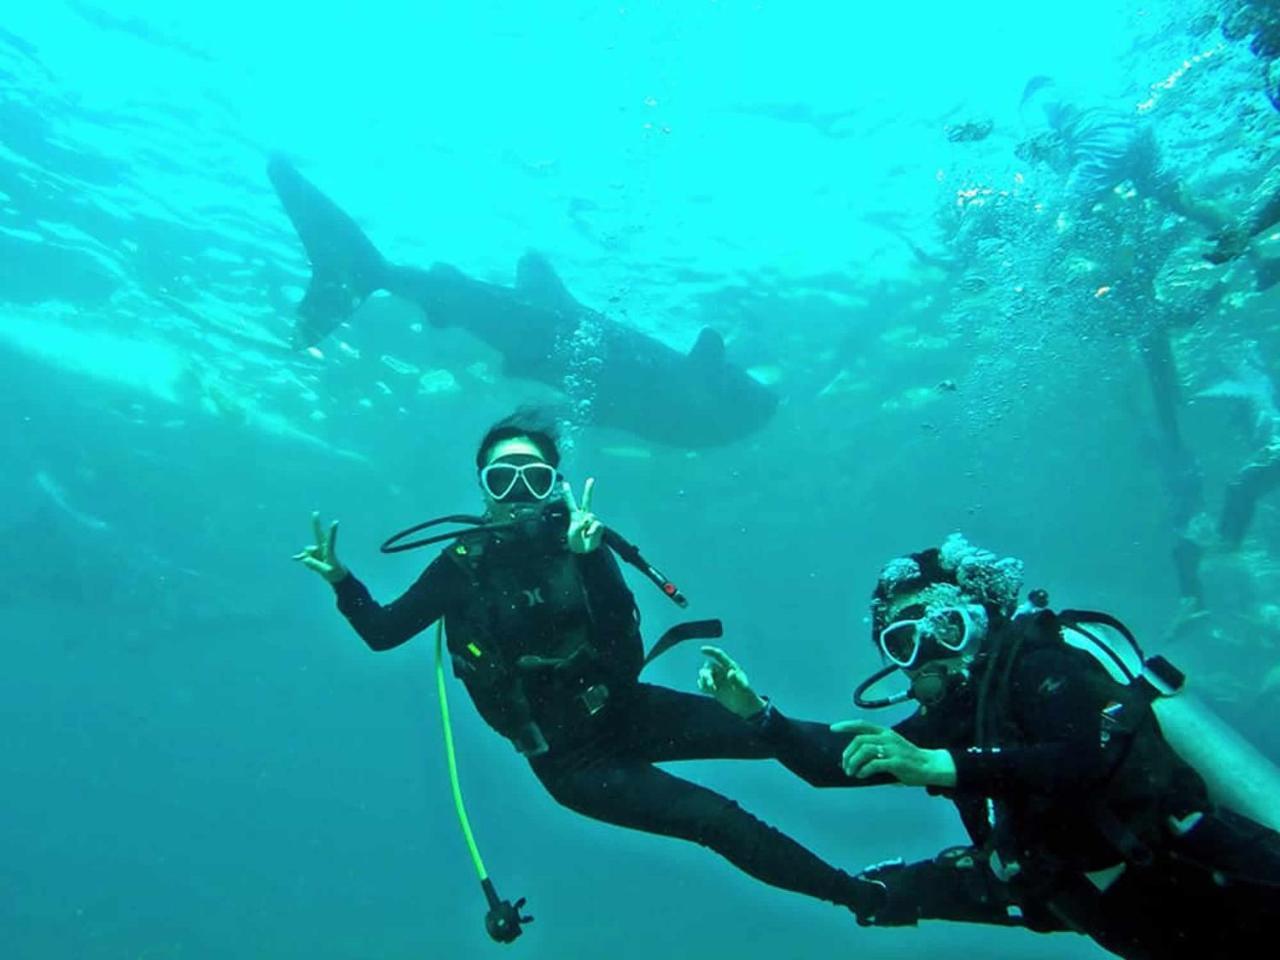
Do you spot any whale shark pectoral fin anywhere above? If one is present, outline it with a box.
[267,155,389,348]
[515,251,582,314]
[687,327,726,368]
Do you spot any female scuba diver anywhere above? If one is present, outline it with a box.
[699,534,1280,959]
[294,410,883,937]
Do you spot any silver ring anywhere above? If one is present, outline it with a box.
[876,745,887,760]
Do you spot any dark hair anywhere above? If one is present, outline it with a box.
[869,547,1011,644]
[475,408,562,470]
[869,548,956,641]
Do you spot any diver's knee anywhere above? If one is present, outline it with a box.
[688,797,758,849]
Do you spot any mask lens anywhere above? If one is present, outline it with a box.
[935,609,970,651]
[880,621,921,666]
[521,463,557,500]
[481,464,519,499]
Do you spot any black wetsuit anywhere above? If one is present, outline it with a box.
[332,514,870,912]
[755,611,1280,958]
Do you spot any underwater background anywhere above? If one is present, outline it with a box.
[3,2,1279,957]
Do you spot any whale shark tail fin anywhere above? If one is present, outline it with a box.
[268,155,389,348]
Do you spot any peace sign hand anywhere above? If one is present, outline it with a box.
[564,478,604,554]
[293,510,349,583]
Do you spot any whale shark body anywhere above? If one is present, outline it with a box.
[267,157,778,449]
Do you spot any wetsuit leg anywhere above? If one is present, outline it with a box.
[1220,443,1280,546]
[610,684,776,762]
[1137,327,1208,606]
[528,750,869,910]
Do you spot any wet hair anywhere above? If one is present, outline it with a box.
[869,536,1024,641]
[475,408,562,470]
[869,551,967,650]
[871,550,951,623]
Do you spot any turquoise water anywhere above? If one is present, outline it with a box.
[3,2,1278,957]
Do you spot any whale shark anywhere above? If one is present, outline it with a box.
[267,156,778,449]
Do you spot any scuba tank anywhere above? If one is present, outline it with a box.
[1038,598,1280,834]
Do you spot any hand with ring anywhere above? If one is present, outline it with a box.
[831,720,957,787]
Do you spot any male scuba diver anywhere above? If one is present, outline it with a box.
[294,410,885,933]
[699,534,1280,959]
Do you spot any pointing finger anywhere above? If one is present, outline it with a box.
[311,511,325,548]
[581,477,595,514]
[831,720,885,737]
[327,520,340,558]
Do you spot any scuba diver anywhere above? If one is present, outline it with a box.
[1019,76,1228,230]
[1012,77,1229,618]
[294,410,885,937]
[698,534,1280,959]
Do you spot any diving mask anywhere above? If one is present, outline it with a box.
[480,460,558,502]
[878,602,988,669]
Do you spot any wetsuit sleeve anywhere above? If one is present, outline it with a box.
[577,547,645,684]
[949,647,1132,795]
[749,704,898,788]
[332,554,462,651]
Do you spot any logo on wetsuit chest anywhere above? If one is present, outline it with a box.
[1038,676,1064,696]
[1100,701,1124,746]
[522,587,546,607]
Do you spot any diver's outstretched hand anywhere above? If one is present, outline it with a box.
[698,645,767,719]
[293,511,348,583]
[564,478,604,554]
[831,720,956,788]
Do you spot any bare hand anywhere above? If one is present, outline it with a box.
[564,478,604,554]
[293,511,348,583]
[698,645,767,719]
[831,720,957,787]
